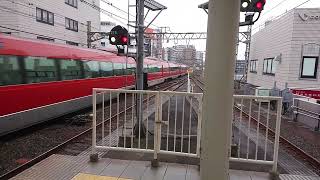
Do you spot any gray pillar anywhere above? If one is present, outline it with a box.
[200,0,240,179]
[133,0,146,138]
[136,0,144,90]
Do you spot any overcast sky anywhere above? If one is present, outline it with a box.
[101,0,320,59]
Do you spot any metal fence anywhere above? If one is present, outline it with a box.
[292,97,320,131]
[91,89,282,172]
[232,95,283,172]
[91,88,203,160]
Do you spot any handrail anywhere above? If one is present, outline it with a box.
[91,89,283,173]
[292,106,320,121]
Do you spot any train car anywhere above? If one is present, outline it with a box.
[0,34,187,136]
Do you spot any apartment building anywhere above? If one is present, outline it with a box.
[247,8,320,89]
[0,0,101,47]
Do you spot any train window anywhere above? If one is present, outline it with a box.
[24,57,58,83]
[0,55,23,86]
[149,65,160,73]
[170,66,179,71]
[83,61,100,78]
[100,62,113,77]
[60,59,83,80]
[143,64,149,73]
[125,64,136,75]
[113,63,124,76]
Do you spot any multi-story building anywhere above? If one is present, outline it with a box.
[235,60,246,80]
[100,21,116,48]
[247,8,320,89]
[151,29,163,59]
[0,0,101,47]
[196,51,204,65]
[162,47,177,62]
[174,45,196,66]
[143,28,163,59]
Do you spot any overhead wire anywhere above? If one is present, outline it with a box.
[252,0,313,33]
[261,0,290,16]
[101,0,135,18]
[80,0,128,26]
[100,0,161,29]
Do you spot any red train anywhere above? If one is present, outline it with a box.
[0,34,186,136]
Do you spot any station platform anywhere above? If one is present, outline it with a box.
[10,154,272,180]
[11,154,320,180]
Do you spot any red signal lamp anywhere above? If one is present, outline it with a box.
[121,36,128,44]
[256,1,263,10]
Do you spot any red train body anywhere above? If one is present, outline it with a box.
[0,35,186,135]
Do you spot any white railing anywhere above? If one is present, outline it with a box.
[91,89,282,173]
[292,98,320,131]
[91,88,203,160]
[232,95,283,172]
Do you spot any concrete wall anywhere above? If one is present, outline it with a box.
[247,10,294,89]
[248,8,320,89]
[288,8,320,88]
[0,0,100,47]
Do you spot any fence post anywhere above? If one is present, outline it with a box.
[272,98,283,175]
[152,91,160,167]
[158,92,162,153]
[196,95,203,157]
[90,89,98,162]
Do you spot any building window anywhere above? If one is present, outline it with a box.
[263,58,277,75]
[65,0,78,8]
[101,42,106,47]
[36,8,54,25]
[65,18,78,32]
[301,56,318,79]
[250,60,257,73]
[66,41,79,46]
[37,36,54,42]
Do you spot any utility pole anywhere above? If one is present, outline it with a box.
[133,0,146,138]
[243,25,252,82]
[87,21,92,48]
[136,0,144,91]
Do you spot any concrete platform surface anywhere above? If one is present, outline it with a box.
[10,154,318,180]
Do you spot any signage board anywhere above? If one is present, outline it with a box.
[292,89,320,100]
[299,12,320,21]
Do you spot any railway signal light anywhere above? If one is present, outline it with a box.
[240,0,266,12]
[109,25,130,46]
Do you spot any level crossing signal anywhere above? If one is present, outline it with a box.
[240,0,266,12]
[109,25,129,46]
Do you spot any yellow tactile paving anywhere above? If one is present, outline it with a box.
[71,173,132,180]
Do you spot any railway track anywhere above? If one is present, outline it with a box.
[191,76,204,92]
[233,105,320,175]
[0,77,187,180]
[192,75,320,175]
